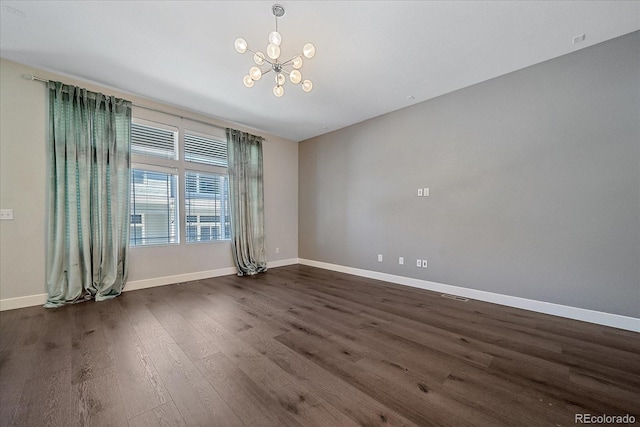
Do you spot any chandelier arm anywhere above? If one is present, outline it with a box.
[279,56,299,67]
[246,48,276,66]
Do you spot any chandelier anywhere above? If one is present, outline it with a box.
[234,4,315,97]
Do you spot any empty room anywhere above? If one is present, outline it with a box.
[1,1,639,426]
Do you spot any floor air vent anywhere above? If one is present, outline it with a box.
[441,294,469,302]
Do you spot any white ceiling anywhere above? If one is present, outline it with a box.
[1,1,639,142]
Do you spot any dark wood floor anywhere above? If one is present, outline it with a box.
[1,265,638,426]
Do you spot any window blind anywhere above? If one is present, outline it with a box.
[185,132,227,167]
[131,122,178,159]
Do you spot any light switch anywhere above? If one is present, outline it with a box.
[417,188,423,197]
[399,257,404,265]
[416,259,422,267]
[0,209,13,220]
[424,188,429,197]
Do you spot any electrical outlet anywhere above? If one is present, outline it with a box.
[399,257,404,265]
[422,259,428,268]
[275,247,280,254]
[416,259,422,267]
[378,254,383,262]
[424,188,429,197]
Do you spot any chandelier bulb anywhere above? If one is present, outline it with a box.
[289,70,302,84]
[302,79,313,92]
[234,38,248,54]
[269,31,282,46]
[243,75,254,88]
[267,43,281,60]
[267,43,280,59]
[302,43,315,59]
[273,85,284,97]
[250,67,262,81]
[292,56,303,70]
[276,73,286,86]
[253,52,265,65]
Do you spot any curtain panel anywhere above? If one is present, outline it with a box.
[226,128,267,276]
[46,81,131,307]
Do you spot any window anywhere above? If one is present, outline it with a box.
[129,115,229,247]
[185,172,231,243]
[130,170,178,246]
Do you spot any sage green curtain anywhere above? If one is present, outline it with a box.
[45,81,131,307]
[226,129,267,276]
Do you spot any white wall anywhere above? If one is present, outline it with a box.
[0,58,298,306]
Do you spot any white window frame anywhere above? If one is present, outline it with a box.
[130,108,229,248]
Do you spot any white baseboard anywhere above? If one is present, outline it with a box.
[3,258,638,333]
[267,258,299,269]
[0,267,238,311]
[124,258,298,292]
[0,293,48,311]
[298,258,640,333]
[0,258,301,311]
[125,267,237,292]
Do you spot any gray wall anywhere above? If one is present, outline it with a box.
[299,31,640,318]
[0,58,298,302]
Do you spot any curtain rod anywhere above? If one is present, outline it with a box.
[21,73,228,132]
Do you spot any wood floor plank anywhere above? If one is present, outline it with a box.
[127,400,186,427]
[143,337,244,427]
[144,300,221,361]
[194,352,304,427]
[0,340,44,425]
[178,280,289,338]
[237,278,495,372]
[72,372,128,427]
[123,298,244,426]
[568,370,640,411]
[275,328,481,426]
[0,349,26,425]
[0,306,45,352]
[70,302,116,385]
[2,264,638,426]
[440,366,576,426]
[100,299,172,420]
[12,368,71,427]
[218,277,495,398]
[259,276,499,369]
[164,290,360,426]
[238,327,418,427]
[27,306,73,380]
[282,270,565,354]
[116,291,174,347]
